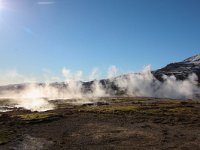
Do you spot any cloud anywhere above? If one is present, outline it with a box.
[37,1,55,5]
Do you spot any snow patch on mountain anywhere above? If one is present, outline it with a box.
[183,54,200,64]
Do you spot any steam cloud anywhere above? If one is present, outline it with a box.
[114,66,199,99]
[0,65,199,112]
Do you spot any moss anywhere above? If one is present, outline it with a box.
[79,98,199,115]
[0,129,11,145]
[156,103,179,107]
[17,112,57,121]
[139,102,197,114]
[168,107,194,113]
[80,105,140,113]
[143,109,161,114]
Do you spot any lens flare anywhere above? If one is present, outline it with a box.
[0,0,3,10]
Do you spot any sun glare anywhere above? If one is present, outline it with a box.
[0,0,4,10]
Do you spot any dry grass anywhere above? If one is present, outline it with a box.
[17,112,57,121]
[79,105,140,113]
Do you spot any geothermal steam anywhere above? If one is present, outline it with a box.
[0,66,199,112]
[114,66,199,99]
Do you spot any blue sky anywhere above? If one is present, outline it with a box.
[0,0,200,83]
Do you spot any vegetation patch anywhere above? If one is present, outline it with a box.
[167,107,195,113]
[17,112,58,121]
[80,105,140,113]
[142,109,162,114]
[79,99,199,115]
[138,102,197,114]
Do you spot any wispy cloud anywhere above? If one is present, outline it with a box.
[37,1,55,5]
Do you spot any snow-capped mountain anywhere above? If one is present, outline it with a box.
[183,54,200,63]
[153,54,200,83]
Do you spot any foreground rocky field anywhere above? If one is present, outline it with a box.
[0,97,200,150]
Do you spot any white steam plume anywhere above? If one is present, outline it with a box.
[107,65,119,79]
[115,65,199,99]
[0,65,199,112]
[89,68,99,81]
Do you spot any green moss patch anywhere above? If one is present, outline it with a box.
[79,100,198,115]
[17,112,57,121]
[168,107,195,113]
[80,105,140,113]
